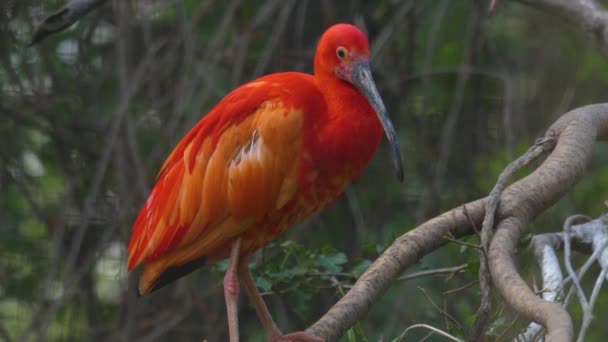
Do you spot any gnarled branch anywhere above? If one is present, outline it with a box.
[305,104,608,341]
[488,104,608,342]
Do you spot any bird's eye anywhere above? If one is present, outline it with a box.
[336,46,347,60]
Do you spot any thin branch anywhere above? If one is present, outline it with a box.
[442,235,482,250]
[515,0,608,55]
[442,280,479,296]
[578,264,608,342]
[418,287,465,334]
[399,264,468,281]
[522,214,608,341]
[563,219,589,313]
[394,323,463,342]
[30,0,110,45]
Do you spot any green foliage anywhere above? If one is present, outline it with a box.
[214,240,360,318]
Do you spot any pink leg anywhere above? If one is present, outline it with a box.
[224,238,242,342]
[237,258,282,340]
[237,258,324,342]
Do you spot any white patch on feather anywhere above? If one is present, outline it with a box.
[230,130,266,168]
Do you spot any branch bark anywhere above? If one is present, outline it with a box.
[305,199,487,341]
[30,0,109,45]
[488,104,608,342]
[304,104,608,341]
[514,0,608,54]
[521,213,608,340]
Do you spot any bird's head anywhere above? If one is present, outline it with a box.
[314,23,404,182]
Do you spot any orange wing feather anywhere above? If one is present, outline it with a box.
[128,74,320,294]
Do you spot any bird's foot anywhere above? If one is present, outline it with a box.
[271,331,324,342]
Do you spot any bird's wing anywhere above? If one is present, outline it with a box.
[128,76,320,293]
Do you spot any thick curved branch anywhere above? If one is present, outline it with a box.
[488,104,608,342]
[305,199,487,340]
[305,104,608,341]
[514,0,608,54]
[471,134,556,341]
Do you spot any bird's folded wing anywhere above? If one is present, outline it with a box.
[127,81,306,272]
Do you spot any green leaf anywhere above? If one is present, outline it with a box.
[316,252,347,273]
[352,259,372,277]
[255,276,273,293]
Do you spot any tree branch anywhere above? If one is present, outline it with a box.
[398,264,468,281]
[514,0,608,54]
[305,199,487,341]
[472,134,555,341]
[30,0,109,45]
[488,104,608,342]
[520,231,565,340]
[521,213,608,340]
[304,104,608,341]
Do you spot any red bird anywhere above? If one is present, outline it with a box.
[127,23,403,341]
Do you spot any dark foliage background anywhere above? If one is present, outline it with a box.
[0,0,607,340]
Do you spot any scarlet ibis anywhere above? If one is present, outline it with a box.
[127,23,403,341]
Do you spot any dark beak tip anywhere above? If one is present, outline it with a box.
[397,170,404,183]
[395,157,404,183]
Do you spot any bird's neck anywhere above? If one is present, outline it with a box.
[310,76,383,179]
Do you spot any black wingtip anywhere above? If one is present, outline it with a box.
[137,256,207,295]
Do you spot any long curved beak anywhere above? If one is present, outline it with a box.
[351,61,404,182]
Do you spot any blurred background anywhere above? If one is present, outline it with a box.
[1,0,607,341]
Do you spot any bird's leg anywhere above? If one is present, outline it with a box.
[224,238,242,342]
[237,258,324,342]
[237,258,282,340]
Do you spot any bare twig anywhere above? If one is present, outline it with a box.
[563,218,589,314]
[521,214,608,341]
[442,280,479,296]
[418,287,465,334]
[394,323,463,342]
[443,235,482,250]
[579,264,608,342]
[399,264,468,281]
[565,214,608,342]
